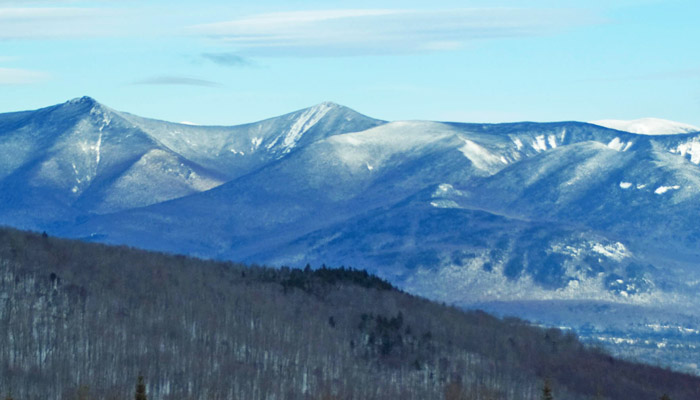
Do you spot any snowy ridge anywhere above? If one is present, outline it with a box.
[591,118,699,135]
[0,97,382,215]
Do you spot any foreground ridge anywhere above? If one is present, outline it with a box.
[1,227,699,399]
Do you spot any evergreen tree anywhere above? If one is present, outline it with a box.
[135,376,147,400]
[542,379,553,400]
[660,395,671,400]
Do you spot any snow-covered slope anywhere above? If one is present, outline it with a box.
[0,97,383,223]
[58,117,700,307]
[0,96,218,224]
[117,101,382,176]
[591,118,699,135]
[3,98,700,372]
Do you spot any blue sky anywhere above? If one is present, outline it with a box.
[1,0,699,126]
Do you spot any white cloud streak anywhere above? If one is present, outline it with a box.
[0,7,130,39]
[191,8,599,56]
[132,76,223,88]
[0,67,48,84]
[0,7,93,18]
[635,68,700,81]
[0,0,92,3]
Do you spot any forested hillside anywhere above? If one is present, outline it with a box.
[0,227,698,400]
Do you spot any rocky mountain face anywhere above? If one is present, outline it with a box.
[2,97,700,371]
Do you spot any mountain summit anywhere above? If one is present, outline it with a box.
[590,117,699,135]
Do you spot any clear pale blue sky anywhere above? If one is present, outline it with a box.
[1,0,699,126]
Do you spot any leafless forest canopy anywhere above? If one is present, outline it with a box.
[0,227,698,399]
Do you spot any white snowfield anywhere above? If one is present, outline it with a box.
[591,118,699,135]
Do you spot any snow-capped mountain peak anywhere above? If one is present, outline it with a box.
[67,95,98,105]
[590,118,699,135]
[315,100,341,108]
[59,96,107,115]
[266,102,337,154]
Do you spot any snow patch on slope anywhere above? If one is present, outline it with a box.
[591,241,630,262]
[551,240,631,262]
[459,138,506,171]
[669,139,700,164]
[403,254,656,305]
[429,183,464,209]
[655,185,681,195]
[527,134,561,153]
[513,137,524,150]
[607,137,634,152]
[267,102,333,154]
[532,135,547,152]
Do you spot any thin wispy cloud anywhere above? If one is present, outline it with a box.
[190,8,600,56]
[133,76,223,88]
[581,67,700,83]
[0,67,48,84]
[0,6,135,39]
[0,1,91,3]
[0,7,92,17]
[634,68,700,81]
[201,52,254,67]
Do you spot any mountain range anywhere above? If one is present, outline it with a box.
[2,97,700,371]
